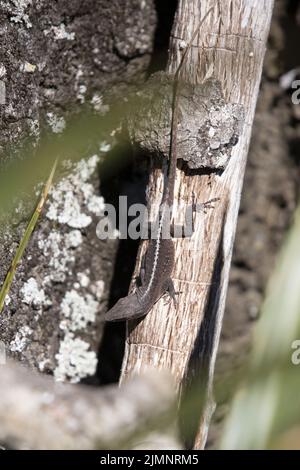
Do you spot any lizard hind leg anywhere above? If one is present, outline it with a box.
[163,278,181,309]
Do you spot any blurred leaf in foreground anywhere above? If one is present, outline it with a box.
[220,206,300,449]
[0,91,139,215]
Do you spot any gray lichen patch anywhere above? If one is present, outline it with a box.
[46,155,105,229]
[54,332,98,383]
[20,277,49,307]
[55,284,100,383]
[46,113,66,134]
[128,72,244,170]
[1,0,33,29]
[10,325,33,352]
[0,153,117,381]
[43,23,76,41]
[60,289,98,332]
[38,231,77,284]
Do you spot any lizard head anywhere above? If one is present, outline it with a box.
[102,292,144,322]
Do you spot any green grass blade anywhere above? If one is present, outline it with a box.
[0,158,58,313]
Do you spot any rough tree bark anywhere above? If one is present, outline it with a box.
[120,0,275,449]
[0,0,156,382]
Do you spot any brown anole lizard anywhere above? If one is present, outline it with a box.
[103,9,215,322]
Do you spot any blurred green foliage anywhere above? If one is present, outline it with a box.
[221,206,300,449]
[0,96,132,215]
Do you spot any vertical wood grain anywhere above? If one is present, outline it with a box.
[120,0,274,449]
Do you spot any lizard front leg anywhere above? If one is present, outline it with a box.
[170,196,219,238]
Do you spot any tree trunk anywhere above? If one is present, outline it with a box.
[120,0,275,449]
[0,0,156,382]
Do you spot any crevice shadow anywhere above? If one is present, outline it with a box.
[279,0,300,72]
[147,0,178,75]
[178,213,226,449]
[96,141,148,385]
